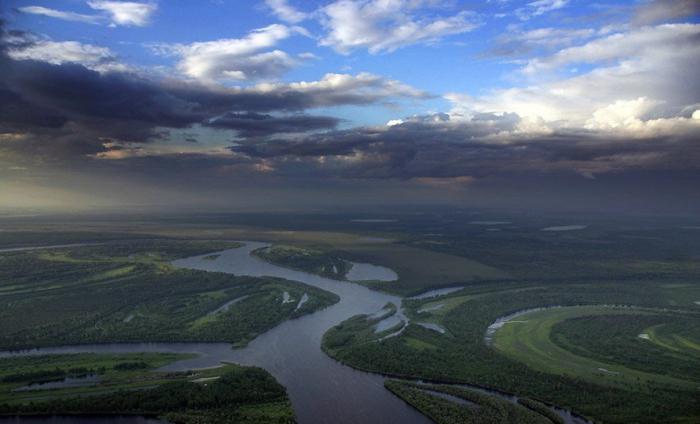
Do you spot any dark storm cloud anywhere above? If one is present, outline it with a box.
[2,21,699,208]
[232,114,700,180]
[1,61,196,141]
[0,24,424,160]
[0,56,348,143]
[208,112,340,137]
[0,86,67,130]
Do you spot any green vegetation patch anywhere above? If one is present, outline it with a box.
[492,305,698,389]
[322,282,700,423]
[406,218,700,283]
[336,243,507,295]
[551,313,700,382]
[253,245,352,280]
[385,380,551,424]
[0,353,194,405]
[0,241,338,350]
[248,236,506,296]
[0,358,295,424]
[645,321,700,355]
[322,304,402,357]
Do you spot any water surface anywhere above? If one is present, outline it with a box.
[541,225,587,231]
[409,286,464,300]
[1,242,598,424]
[3,242,425,424]
[346,262,398,282]
[170,242,422,424]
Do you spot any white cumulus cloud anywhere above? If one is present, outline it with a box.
[447,23,700,134]
[517,0,569,20]
[17,6,101,24]
[18,1,157,27]
[87,1,157,27]
[252,72,429,100]
[319,0,479,54]
[156,24,302,82]
[265,0,308,23]
[7,39,127,73]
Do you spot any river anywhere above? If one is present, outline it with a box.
[0,242,428,424]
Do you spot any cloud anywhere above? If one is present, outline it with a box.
[584,97,663,131]
[516,0,569,20]
[2,14,698,211]
[487,27,596,57]
[633,0,700,25]
[254,72,429,104]
[17,1,157,27]
[208,112,340,137]
[0,24,428,165]
[0,62,386,144]
[319,0,479,54]
[527,0,569,16]
[16,6,101,24]
[231,111,700,182]
[6,36,127,73]
[521,23,700,75]
[449,23,700,133]
[4,24,696,186]
[155,24,301,82]
[265,0,308,23]
[87,1,157,27]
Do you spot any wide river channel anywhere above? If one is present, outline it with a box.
[0,242,430,424]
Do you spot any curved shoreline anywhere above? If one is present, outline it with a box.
[321,336,593,424]
[485,304,700,345]
[1,242,425,424]
[0,242,614,424]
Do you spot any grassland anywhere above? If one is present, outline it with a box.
[331,242,507,295]
[322,304,403,357]
[645,321,700,355]
[550,313,700,382]
[253,244,352,279]
[88,218,510,296]
[405,220,700,283]
[4,211,700,423]
[0,353,194,404]
[492,305,700,389]
[0,235,326,423]
[322,282,700,423]
[385,380,552,424]
[0,240,338,350]
[247,236,507,295]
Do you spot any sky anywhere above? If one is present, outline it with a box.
[0,0,699,213]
